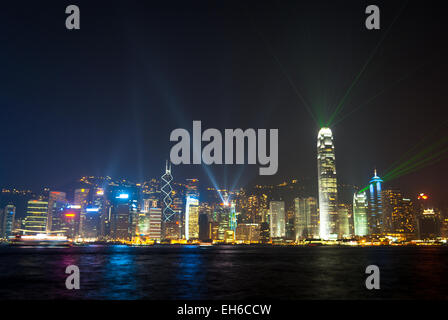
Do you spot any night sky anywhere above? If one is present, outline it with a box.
[1,1,447,204]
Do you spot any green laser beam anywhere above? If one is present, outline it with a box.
[270,50,319,125]
[358,186,369,194]
[326,1,408,127]
[383,140,446,180]
[391,145,448,177]
[384,138,448,179]
[357,120,448,192]
[383,119,448,176]
[383,136,448,180]
[252,26,319,126]
[332,60,429,127]
[384,145,448,181]
[389,153,448,181]
[358,146,448,193]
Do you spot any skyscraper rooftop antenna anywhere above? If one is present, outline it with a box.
[165,160,171,174]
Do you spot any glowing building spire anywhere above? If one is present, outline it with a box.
[317,127,339,240]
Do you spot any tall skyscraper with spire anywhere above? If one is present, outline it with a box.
[161,161,179,239]
[368,169,383,235]
[317,127,338,240]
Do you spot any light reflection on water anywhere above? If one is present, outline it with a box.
[0,245,448,300]
[96,246,138,299]
[174,246,206,299]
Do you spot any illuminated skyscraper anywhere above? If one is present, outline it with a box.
[109,189,138,241]
[259,222,270,243]
[89,188,108,239]
[229,202,237,236]
[2,204,16,238]
[368,170,383,235]
[294,197,318,240]
[74,188,90,235]
[186,178,200,198]
[235,223,260,242]
[142,199,152,214]
[382,189,415,237]
[216,203,230,241]
[171,193,183,238]
[161,161,179,239]
[111,204,131,240]
[46,191,67,233]
[269,201,285,239]
[185,196,199,240]
[417,209,440,240]
[61,205,82,239]
[184,178,200,240]
[83,205,102,239]
[74,188,89,209]
[317,127,338,240]
[353,192,368,236]
[148,207,162,241]
[24,200,49,234]
[416,193,439,240]
[337,204,350,238]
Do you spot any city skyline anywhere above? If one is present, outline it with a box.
[1,146,444,245]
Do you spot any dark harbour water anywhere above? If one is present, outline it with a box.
[0,245,447,300]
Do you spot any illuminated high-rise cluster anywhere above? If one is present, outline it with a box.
[2,126,443,245]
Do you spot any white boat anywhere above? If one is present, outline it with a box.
[9,234,71,247]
